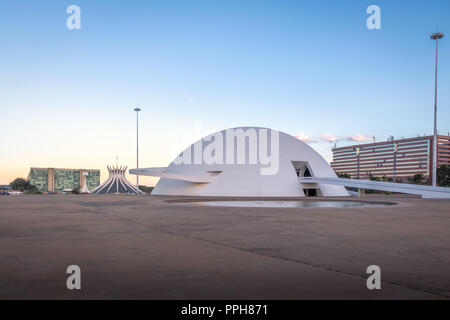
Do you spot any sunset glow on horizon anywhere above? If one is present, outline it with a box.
[1,0,449,186]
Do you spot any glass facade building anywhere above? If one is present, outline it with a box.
[28,168,100,193]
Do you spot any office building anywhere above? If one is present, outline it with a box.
[27,168,100,193]
[331,135,450,182]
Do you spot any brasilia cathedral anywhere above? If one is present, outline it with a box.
[92,165,143,194]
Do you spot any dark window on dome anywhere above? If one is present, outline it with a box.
[304,168,312,177]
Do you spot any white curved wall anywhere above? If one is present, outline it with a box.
[152,127,349,197]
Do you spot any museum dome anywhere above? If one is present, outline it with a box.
[131,127,349,197]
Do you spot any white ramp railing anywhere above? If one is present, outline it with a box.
[300,177,450,199]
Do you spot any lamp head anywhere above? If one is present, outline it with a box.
[134,107,141,112]
[430,32,444,40]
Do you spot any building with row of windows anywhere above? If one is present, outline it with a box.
[331,135,450,184]
[27,168,100,193]
[0,185,11,192]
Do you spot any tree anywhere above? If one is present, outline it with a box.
[9,178,29,191]
[25,185,41,194]
[437,165,450,187]
[9,178,39,192]
[139,186,154,194]
[407,174,425,185]
[71,188,80,194]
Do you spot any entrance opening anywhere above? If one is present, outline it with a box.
[303,189,317,197]
[292,161,314,178]
[292,161,320,197]
[304,167,312,177]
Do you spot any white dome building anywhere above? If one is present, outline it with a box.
[131,127,349,197]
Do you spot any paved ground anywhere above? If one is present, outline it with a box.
[0,194,449,299]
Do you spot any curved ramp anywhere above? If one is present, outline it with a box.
[300,177,450,199]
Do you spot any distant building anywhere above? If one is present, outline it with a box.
[92,165,143,194]
[27,168,100,193]
[331,135,450,183]
[0,185,11,191]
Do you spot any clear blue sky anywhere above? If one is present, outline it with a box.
[0,0,449,185]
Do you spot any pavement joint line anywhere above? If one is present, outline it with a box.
[60,198,450,299]
[117,215,450,299]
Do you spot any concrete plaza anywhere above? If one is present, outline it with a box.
[0,194,449,299]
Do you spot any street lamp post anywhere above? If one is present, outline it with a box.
[134,107,141,194]
[430,32,444,187]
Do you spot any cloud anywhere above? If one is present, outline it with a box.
[294,133,314,143]
[347,134,374,142]
[296,132,375,144]
[181,92,204,105]
[188,96,203,105]
[320,133,338,143]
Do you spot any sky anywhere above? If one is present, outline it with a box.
[0,0,449,186]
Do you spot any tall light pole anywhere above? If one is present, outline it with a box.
[134,107,141,194]
[430,32,444,187]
